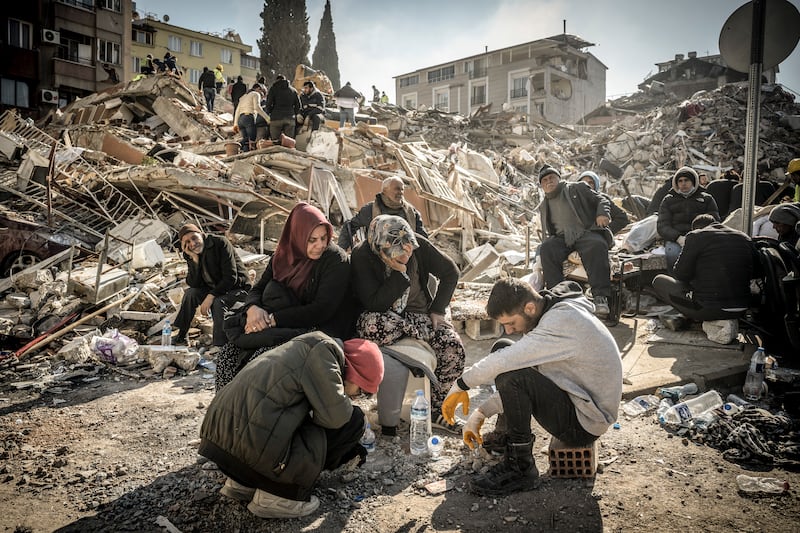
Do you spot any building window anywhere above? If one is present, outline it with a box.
[190,41,203,57]
[402,93,417,109]
[97,0,120,12]
[465,58,487,79]
[220,48,233,64]
[133,29,153,45]
[58,31,93,66]
[57,0,96,10]
[512,104,528,113]
[188,69,201,84]
[399,75,418,88]
[433,89,449,112]
[8,19,32,49]
[428,65,455,84]
[241,56,258,70]
[471,83,486,106]
[168,35,182,53]
[98,40,121,65]
[510,76,528,99]
[1,78,30,108]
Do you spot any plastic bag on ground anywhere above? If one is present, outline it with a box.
[90,329,139,364]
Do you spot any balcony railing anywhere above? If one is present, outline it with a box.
[58,0,96,11]
[510,88,528,99]
[468,67,487,79]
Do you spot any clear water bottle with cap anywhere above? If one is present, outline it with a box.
[659,390,723,426]
[427,436,443,458]
[726,394,751,407]
[743,347,767,401]
[656,398,674,424]
[409,390,430,456]
[621,395,660,416]
[656,383,698,402]
[360,421,376,453]
[161,319,172,347]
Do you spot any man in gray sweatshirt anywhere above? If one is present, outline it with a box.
[442,278,622,496]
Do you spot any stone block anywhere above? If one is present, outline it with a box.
[548,438,597,478]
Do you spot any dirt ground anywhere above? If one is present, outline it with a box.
[1,328,799,533]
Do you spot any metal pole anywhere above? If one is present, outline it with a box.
[741,0,766,236]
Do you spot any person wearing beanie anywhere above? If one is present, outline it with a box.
[199,332,373,519]
[173,223,251,346]
[578,170,630,235]
[769,202,800,247]
[656,167,720,273]
[537,164,615,318]
[338,175,428,251]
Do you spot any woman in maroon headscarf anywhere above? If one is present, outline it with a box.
[215,202,354,390]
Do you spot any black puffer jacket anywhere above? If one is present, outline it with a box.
[198,332,353,497]
[183,235,250,296]
[265,78,301,120]
[657,180,720,242]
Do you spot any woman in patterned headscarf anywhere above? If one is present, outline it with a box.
[215,202,355,391]
[350,215,466,434]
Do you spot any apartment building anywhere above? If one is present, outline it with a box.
[131,13,254,88]
[1,0,132,114]
[394,34,606,126]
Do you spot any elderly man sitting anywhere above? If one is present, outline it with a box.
[338,176,428,250]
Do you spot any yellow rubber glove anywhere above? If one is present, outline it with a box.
[463,409,486,450]
[441,383,469,424]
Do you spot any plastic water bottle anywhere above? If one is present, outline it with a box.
[656,383,698,402]
[427,436,443,459]
[656,398,674,424]
[692,410,719,431]
[360,421,376,453]
[721,402,742,416]
[621,395,660,416]
[726,394,751,407]
[409,390,430,456]
[659,390,723,426]
[161,320,172,347]
[743,347,767,401]
[736,474,789,494]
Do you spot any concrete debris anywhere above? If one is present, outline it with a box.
[1,76,798,372]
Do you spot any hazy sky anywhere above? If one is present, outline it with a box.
[133,0,800,103]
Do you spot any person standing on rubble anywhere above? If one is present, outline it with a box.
[233,84,270,152]
[537,165,614,318]
[198,67,217,113]
[199,331,383,518]
[174,224,251,347]
[656,166,719,273]
[333,82,361,128]
[441,277,621,496]
[380,92,389,104]
[787,159,800,203]
[297,80,325,132]
[338,176,427,251]
[350,215,466,435]
[230,76,247,114]
[214,64,225,95]
[214,203,356,391]
[578,171,630,235]
[265,74,301,142]
[371,85,380,102]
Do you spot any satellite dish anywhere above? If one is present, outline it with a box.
[163,14,170,22]
[719,0,800,73]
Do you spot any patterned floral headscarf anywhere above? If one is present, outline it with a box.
[367,215,420,313]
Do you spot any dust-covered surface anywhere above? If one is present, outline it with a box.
[1,366,798,533]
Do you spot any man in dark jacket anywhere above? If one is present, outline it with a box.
[298,80,325,132]
[653,214,755,321]
[230,75,247,114]
[646,176,674,216]
[265,74,301,142]
[174,224,250,345]
[338,176,427,250]
[657,167,720,272]
[578,171,630,235]
[198,67,216,112]
[538,165,613,317]
[705,169,741,218]
[199,332,384,518]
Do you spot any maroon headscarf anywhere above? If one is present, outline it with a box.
[271,202,333,296]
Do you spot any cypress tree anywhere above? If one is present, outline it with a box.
[311,0,341,89]
[257,0,311,82]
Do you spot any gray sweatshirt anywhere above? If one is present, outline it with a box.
[462,294,622,437]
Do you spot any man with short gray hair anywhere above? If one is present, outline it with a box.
[338,176,427,250]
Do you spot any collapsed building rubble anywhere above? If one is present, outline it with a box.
[0,74,799,375]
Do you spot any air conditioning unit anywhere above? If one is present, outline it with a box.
[42,29,60,45]
[41,90,59,104]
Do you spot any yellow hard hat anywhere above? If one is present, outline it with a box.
[216,64,223,71]
[788,158,800,174]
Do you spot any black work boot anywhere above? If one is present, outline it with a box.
[470,440,540,496]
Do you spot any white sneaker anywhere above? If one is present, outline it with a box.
[247,489,320,518]
[219,478,256,501]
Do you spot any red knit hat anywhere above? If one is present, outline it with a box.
[342,339,384,394]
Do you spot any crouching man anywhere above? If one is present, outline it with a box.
[442,278,622,496]
[198,332,383,518]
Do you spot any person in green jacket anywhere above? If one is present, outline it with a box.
[199,332,384,518]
